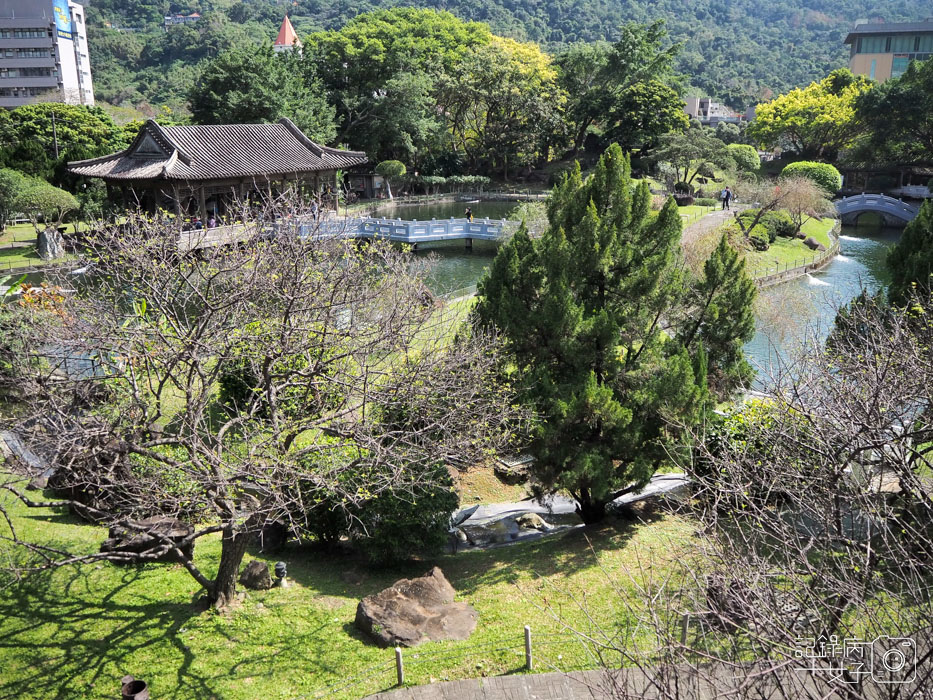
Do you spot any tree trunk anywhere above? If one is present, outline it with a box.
[575,488,608,524]
[210,524,251,610]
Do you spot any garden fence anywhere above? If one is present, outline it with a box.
[750,222,842,288]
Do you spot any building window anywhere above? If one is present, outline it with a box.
[919,35,933,52]
[892,56,910,79]
[11,28,50,39]
[0,67,54,78]
[858,35,887,53]
[13,48,52,58]
[870,59,877,80]
[892,35,914,52]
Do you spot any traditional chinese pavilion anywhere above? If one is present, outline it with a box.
[68,118,367,221]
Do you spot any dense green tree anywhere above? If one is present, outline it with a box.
[747,69,872,159]
[14,178,79,228]
[0,168,26,231]
[853,58,933,166]
[305,8,491,163]
[678,234,757,396]
[375,160,407,199]
[780,161,842,195]
[651,125,733,185]
[727,144,760,173]
[603,80,690,154]
[887,200,933,307]
[438,36,564,178]
[476,145,711,523]
[556,21,685,155]
[189,46,336,142]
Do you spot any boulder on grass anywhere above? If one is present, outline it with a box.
[803,236,826,252]
[239,560,273,590]
[355,567,478,647]
[99,516,194,563]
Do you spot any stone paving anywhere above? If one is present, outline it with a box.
[368,670,622,700]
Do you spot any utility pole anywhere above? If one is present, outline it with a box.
[52,110,59,159]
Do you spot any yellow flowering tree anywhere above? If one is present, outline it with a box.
[747,68,872,159]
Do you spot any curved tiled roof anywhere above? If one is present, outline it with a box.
[68,119,368,182]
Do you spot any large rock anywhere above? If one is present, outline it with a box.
[100,516,194,563]
[37,228,64,260]
[803,236,826,252]
[239,560,273,590]
[355,567,478,648]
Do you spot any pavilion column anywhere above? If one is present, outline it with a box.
[198,186,208,223]
[172,185,182,226]
[332,171,338,211]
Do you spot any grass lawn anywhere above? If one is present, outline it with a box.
[0,244,42,271]
[0,487,697,700]
[0,222,85,246]
[741,217,837,278]
[677,204,718,224]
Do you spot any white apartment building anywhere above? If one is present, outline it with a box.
[0,0,94,108]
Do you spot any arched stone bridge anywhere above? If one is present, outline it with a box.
[835,194,921,227]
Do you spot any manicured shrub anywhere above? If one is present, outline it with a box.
[695,197,719,207]
[673,193,695,207]
[352,467,459,564]
[750,234,770,251]
[737,208,797,242]
[780,161,842,195]
[727,143,760,172]
[673,181,693,194]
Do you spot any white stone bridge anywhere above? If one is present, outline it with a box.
[302,215,522,248]
[835,193,921,227]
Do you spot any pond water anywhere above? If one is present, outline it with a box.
[747,223,900,382]
[379,200,517,297]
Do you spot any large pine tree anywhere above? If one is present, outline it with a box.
[476,144,755,522]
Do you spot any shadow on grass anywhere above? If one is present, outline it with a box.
[0,565,215,700]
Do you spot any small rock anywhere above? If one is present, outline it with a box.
[515,512,551,531]
[239,560,273,590]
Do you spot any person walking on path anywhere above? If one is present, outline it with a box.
[721,186,733,211]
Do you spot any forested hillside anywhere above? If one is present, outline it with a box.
[83,0,925,113]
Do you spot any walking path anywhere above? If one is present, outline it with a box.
[680,208,734,250]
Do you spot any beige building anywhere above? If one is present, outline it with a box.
[845,19,933,83]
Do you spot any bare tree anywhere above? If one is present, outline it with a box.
[527,293,933,698]
[732,175,832,239]
[0,204,521,609]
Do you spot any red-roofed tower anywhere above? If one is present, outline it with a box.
[274,15,301,53]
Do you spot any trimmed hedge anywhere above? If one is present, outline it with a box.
[781,161,842,195]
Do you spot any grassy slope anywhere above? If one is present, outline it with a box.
[741,217,836,277]
[0,488,695,700]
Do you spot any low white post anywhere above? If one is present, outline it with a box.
[524,625,533,670]
[395,646,404,686]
